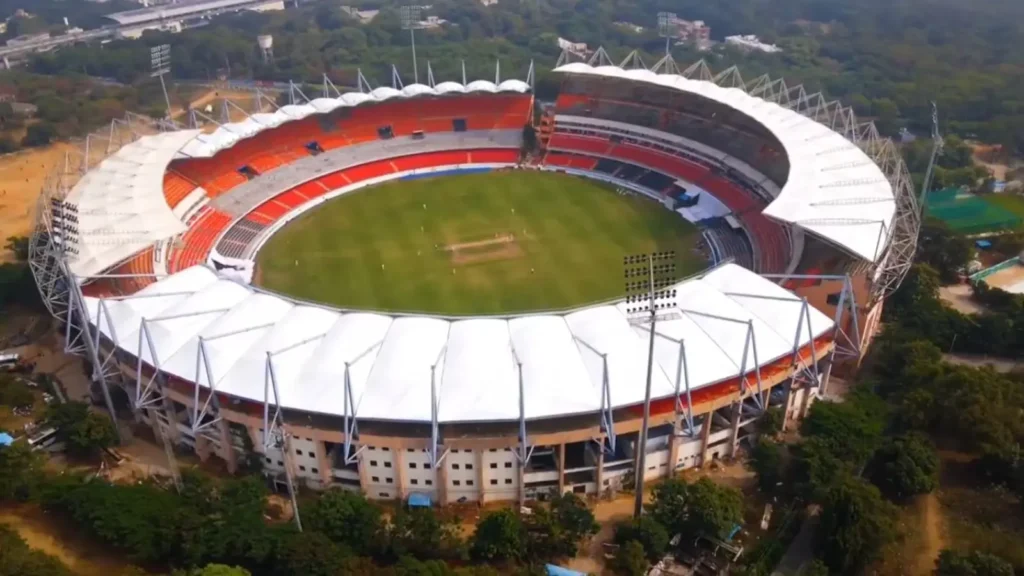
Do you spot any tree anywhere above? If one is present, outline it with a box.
[45,401,117,458]
[759,406,784,436]
[4,237,28,262]
[815,475,897,574]
[750,438,786,493]
[680,477,743,541]
[530,492,598,558]
[174,565,252,576]
[388,506,464,561]
[0,440,45,501]
[303,489,384,557]
[935,549,1014,576]
[610,540,649,576]
[612,517,668,562]
[797,560,830,576]
[275,531,350,576]
[646,477,689,532]
[470,509,524,564]
[800,394,885,470]
[21,122,54,147]
[915,219,974,285]
[868,433,939,501]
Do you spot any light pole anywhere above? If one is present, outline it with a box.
[657,12,677,58]
[150,44,173,120]
[624,251,679,518]
[400,5,425,84]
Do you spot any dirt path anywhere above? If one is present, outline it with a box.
[0,505,132,575]
[917,493,946,575]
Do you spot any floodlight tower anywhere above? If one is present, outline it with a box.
[400,5,425,84]
[657,12,677,57]
[624,252,679,518]
[257,34,274,63]
[150,44,173,120]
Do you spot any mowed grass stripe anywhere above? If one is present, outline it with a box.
[257,171,705,315]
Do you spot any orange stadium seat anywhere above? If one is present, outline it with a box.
[163,172,198,209]
[169,209,233,272]
[469,149,520,164]
[343,160,396,183]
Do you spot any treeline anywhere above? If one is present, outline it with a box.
[743,271,1024,574]
[0,433,604,576]
[23,0,1024,155]
[0,72,172,153]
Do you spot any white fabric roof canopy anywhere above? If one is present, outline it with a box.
[85,263,833,424]
[553,63,896,263]
[65,130,200,278]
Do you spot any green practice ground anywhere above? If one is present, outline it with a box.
[256,171,704,315]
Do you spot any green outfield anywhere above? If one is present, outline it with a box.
[256,171,705,315]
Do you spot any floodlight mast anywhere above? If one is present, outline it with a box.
[150,44,173,120]
[400,5,424,84]
[657,12,677,57]
[624,252,679,518]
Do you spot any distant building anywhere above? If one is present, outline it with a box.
[662,15,711,50]
[418,15,447,29]
[340,6,379,23]
[10,102,37,116]
[614,21,644,34]
[557,37,588,58]
[724,34,781,53]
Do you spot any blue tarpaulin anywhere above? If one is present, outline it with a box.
[976,239,993,249]
[545,564,586,576]
[407,493,432,508]
[0,432,14,447]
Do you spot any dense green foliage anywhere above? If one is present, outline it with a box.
[0,236,40,311]
[0,524,74,576]
[749,438,785,494]
[935,550,1016,576]
[257,171,702,314]
[883,264,1024,359]
[0,467,596,575]
[612,516,669,563]
[44,401,118,458]
[867,433,939,502]
[0,440,44,501]
[468,493,598,566]
[814,475,898,574]
[610,539,649,576]
[18,0,1024,154]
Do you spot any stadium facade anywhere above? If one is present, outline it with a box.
[28,55,918,505]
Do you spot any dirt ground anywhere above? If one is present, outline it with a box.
[938,283,989,315]
[981,262,1024,294]
[0,505,133,576]
[970,143,1015,181]
[0,142,74,263]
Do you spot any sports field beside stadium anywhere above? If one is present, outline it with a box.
[256,171,705,315]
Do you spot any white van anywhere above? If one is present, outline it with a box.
[27,427,63,452]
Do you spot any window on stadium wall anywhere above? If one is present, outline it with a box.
[560,76,790,186]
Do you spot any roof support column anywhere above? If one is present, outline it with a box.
[698,414,712,469]
[557,444,566,495]
[513,359,533,508]
[598,354,616,454]
[674,339,695,437]
[728,400,742,457]
[263,354,302,532]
